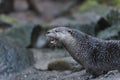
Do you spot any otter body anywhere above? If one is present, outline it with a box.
[46,27,120,77]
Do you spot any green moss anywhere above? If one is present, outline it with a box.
[115,0,120,8]
[79,1,98,13]
[79,1,109,16]
[42,23,52,30]
[0,15,18,24]
[93,0,120,8]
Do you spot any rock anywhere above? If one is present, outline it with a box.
[48,57,82,71]
[0,15,18,25]
[1,23,38,48]
[0,20,12,31]
[50,17,96,36]
[72,12,101,23]
[95,17,111,35]
[0,0,14,13]
[59,70,90,80]
[14,0,28,11]
[13,69,120,80]
[9,11,44,24]
[92,70,120,80]
[97,24,120,40]
[0,15,19,31]
[78,1,110,16]
[60,70,120,80]
[50,12,111,36]
[2,23,50,49]
[50,18,73,27]
[0,35,33,79]
[27,25,48,48]
[72,13,111,35]
[11,63,120,80]
[9,10,44,24]
[95,0,120,8]
[98,8,120,39]
[32,49,69,70]
[34,35,47,48]
[105,8,120,25]
[15,68,71,80]
[28,0,80,19]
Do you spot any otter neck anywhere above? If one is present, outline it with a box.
[62,31,92,66]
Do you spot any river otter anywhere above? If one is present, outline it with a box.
[46,27,120,77]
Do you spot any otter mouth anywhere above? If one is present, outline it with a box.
[49,37,58,44]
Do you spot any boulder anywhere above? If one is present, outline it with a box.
[50,17,96,36]
[2,23,38,48]
[105,8,120,25]
[32,49,69,70]
[0,35,33,79]
[95,17,111,35]
[93,70,120,80]
[97,24,120,40]
[78,1,110,16]
[26,0,80,19]
[27,25,48,48]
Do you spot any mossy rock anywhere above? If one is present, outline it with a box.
[104,8,120,25]
[50,17,96,36]
[94,0,120,8]
[79,1,110,16]
[2,23,51,47]
[97,24,120,40]
[0,35,33,78]
[1,23,35,48]
[0,15,18,24]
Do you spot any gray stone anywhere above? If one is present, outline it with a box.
[14,0,28,11]
[15,68,71,80]
[32,49,69,70]
[2,23,36,48]
[97,24,120,40]
[59,70,90,80]
[0,35,33,79]
[50,17,96,36]
[72,13,111,35]
[105,8,120,25]
[95,17,111,34]
[9,11,44,25]
[27,25,48,48]
[30,0,79,18]
[72,12,101,24]
[92,70,120,80]
[79,1,110,16]
[13,67,120,80]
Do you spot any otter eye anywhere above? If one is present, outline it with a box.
[68,30,72,34]
[55,30,59,32]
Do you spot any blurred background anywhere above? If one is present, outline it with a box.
[1,0,120,48]
[1,0,120,80]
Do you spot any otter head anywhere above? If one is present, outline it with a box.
[46,27,72,44]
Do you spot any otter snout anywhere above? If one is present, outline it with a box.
[46,29,57,38]
[46,30,53,37]
[46,30,58,44]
